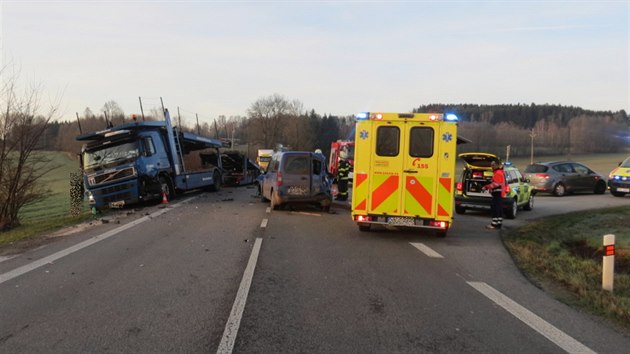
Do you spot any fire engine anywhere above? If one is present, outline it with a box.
[329,140,355,178]
[351,112,459,237]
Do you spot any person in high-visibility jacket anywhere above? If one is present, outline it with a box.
[482,161,506,230]
[336,158,350,201]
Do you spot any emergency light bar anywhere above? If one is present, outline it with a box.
[354,112,459,122]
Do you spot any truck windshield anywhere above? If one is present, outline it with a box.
[83,141,139,170]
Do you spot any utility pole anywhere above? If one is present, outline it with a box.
[529,128,536,164]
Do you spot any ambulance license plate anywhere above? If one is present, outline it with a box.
[389,217,414,226]
[618,188,630,192]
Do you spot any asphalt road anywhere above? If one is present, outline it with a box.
[0,187,628,353]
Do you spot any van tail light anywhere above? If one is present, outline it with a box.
[277,171,283,186]
[456,182,463,191]
[504,185,510,193]
[536,173,550,179]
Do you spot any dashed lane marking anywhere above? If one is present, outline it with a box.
[217,237,263,354]
[260,219,268,228]
[410,242,444,258]
[468,281,596,354]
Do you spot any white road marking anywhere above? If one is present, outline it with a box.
[467,281,596,354]
[266,207,271,213]
[0,255,17,263]
[0,198,193,285]
[260,219,268,228]
[410,242,444,258]
[217,237,263,354]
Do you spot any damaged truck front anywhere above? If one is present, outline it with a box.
[77,109,224,209]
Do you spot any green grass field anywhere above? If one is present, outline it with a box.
[0,151,90,246]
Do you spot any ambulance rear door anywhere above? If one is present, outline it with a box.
[399,119,441,220]
[364,118,405,217]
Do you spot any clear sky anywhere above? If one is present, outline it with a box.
[1,0,628,126]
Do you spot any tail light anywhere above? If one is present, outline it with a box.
[429,220,448,229]
[504,185,511,193]
[456,182,463,191]
[277,171,283,186]
[355,215,372,222]
[536,173,550,179]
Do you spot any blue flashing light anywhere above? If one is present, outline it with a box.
[445,114,458,122]
[355,112,369,120]
[504,161,513,166]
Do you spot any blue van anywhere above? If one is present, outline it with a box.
[260,151,333,211]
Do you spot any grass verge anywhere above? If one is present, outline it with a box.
[503,206,630,331]
[0,152,92,248]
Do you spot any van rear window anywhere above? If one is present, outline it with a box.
[284,156,310,174]
[376,126,400,157]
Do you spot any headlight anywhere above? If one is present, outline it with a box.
[85,190,95,204]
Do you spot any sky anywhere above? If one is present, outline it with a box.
[1,0,628,127]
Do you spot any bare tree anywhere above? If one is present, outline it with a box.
[247,93,303,149]
[102,100,125,125]
[0,69,61,231]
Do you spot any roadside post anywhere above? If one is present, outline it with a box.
[602,234,615,292]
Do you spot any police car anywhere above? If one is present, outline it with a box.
[455,153,534,219]
[608,156,630,197]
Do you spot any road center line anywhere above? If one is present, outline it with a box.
[0,197,193,285]
[260,218,268,228]
[217,237,263,354]
[410,242,444,258]
[467,281,596,354]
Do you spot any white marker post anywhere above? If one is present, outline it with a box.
[602,234,615,292]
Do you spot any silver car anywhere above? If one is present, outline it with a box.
[523,161,607,196]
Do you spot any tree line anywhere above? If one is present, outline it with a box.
[414,103,628,158]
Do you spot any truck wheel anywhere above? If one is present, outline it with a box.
[210,171,222,192]
[159,176,174,201]
[358,223,371,232]
[436,230,447,238]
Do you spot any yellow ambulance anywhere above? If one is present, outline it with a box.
[351,112,459,237]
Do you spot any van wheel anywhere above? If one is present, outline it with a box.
[553,183,566,197]
[505,198,518,219]
[593,181,606,194]
[436,230,447,238]
[358,223,371,232]
[270,190,281,210]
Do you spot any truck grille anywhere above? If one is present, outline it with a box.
[88,167,136,186]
